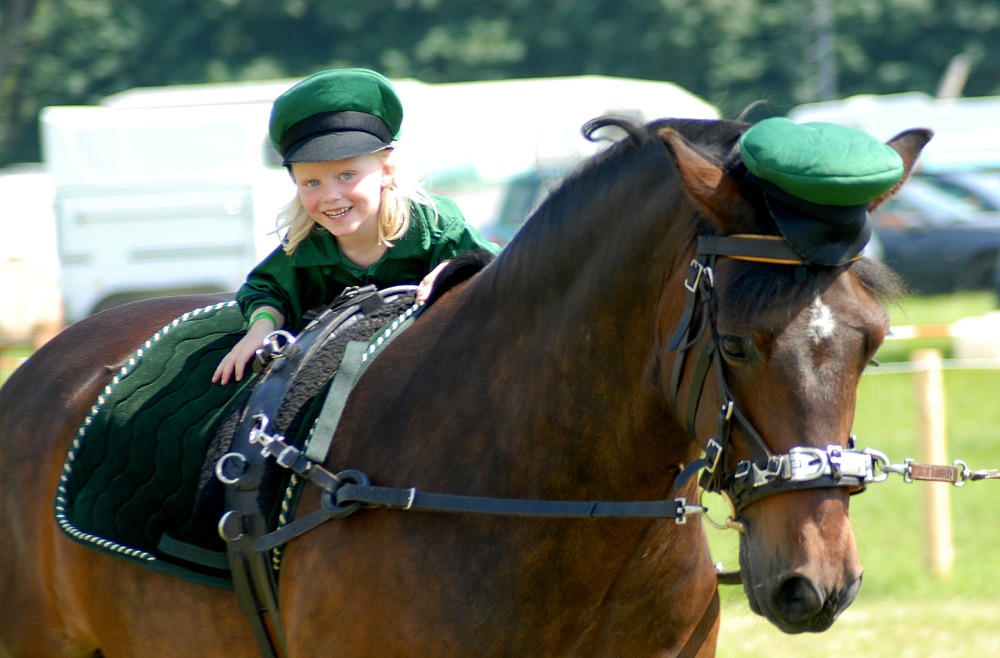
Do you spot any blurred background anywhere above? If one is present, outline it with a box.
[2,0,999,335]
[1,1,998,654]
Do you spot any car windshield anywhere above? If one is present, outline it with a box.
[877,178,992,226]
[918,171,1000,212]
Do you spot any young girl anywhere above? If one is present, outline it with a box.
[213,68,499,385]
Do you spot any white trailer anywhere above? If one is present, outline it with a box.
[41,86,293,322]
[40,75,718,322]
[787,92,1000,172]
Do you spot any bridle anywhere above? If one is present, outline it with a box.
[666,233,884,521]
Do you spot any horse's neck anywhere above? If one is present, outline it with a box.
[457,157,698,478]
[485,164,694,348]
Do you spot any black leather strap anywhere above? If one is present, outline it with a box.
[676,588,720,658]
[698,234,804,264]
[334,483,695,520]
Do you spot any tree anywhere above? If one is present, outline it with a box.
[2,0,997,168]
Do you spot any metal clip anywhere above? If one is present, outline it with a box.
[673,496,707,525]
[698,490,743,533]
[835,449,872,481]
[952,460,969,487]
[248,413,269,445]
[248,413,292,462]
[218,510,248,542]
[215,452,248,486]
[970,467,1000,482]
[732,461,751,481]
[826,445,843,480]
[752,455,788,486]
[863,448,891,483]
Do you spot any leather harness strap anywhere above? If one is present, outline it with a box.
[676,588,721,658]
[217,285,415,658]
[304,340,370,463]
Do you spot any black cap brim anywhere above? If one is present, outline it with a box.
[282,130,390,165]
[745,172,872,266]
[764,193,871,266]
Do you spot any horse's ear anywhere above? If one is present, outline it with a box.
[869,128,934,211]
[659,128,754,230]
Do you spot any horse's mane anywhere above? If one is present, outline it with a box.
[501,117,744,258]
[490,114,903,317]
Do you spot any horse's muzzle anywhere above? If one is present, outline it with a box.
[747,568,863,634]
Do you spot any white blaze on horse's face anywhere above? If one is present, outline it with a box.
[806,297,836,343]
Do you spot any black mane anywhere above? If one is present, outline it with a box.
[506,116,747,251]
[490,115,902,318]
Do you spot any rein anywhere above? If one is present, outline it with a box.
[247,414,705,553]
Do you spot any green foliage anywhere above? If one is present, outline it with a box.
[2,1,999,165]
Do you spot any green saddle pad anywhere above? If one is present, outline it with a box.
[55,301,253,587]
[54,291,423,588]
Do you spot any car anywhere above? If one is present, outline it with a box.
[478,166,573,246]
[914,170,1000,212]
[486,166,1000,296]
[871,176,1000,294]
[993,252,1000,303]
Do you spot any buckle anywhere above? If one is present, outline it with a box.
[704,438,723,474]
[787,447,827,482]
[684,259,714,293]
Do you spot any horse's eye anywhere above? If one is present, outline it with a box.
[719,335,748,362]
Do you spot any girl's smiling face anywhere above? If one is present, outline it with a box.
[291,153,390,244]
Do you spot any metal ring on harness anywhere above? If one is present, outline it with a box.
[321,469,371,518]
[215,451,249,486]
[255,329,299,366]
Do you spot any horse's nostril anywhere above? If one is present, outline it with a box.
[771,574,824,624]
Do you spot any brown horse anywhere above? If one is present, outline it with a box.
[1,117,929,657]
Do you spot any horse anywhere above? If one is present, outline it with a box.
[0,116,930,657]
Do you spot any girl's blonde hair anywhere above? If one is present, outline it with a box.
[277,149,436,255]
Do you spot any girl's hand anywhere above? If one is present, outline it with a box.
[212,308,283,385]
[416,261,451,302]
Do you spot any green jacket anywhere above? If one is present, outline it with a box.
[236,195,499,330]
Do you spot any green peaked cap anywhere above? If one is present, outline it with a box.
[739,117,904,206]
[269,68,403,163]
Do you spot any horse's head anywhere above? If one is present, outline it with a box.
[657,123,931,633]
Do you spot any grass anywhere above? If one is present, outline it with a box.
[708,291,1000,656]
[884,291,996,327]
[876,291,996,362]
[717,598,1000,658]
[0,345,32,386]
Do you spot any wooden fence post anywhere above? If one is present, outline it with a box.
[910,348,953,577]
